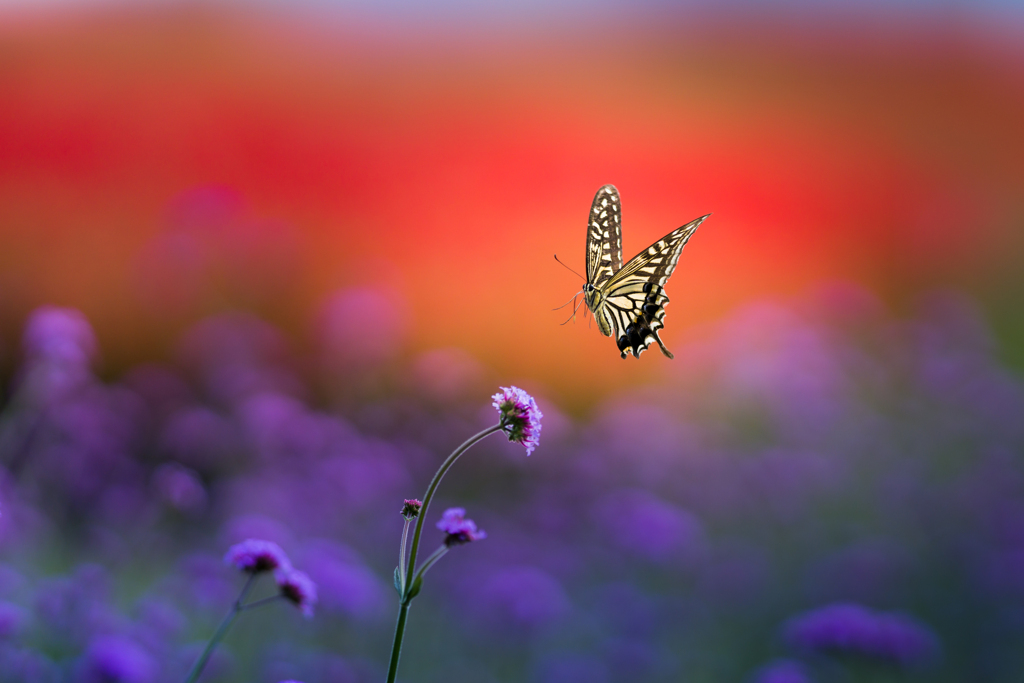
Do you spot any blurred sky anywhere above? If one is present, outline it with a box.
[1,0,1022,411]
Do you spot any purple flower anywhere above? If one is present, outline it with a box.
[784,603,939,666]
[593,489,705,564]
[401,499,422,520]
[492,386,543,455]
[750,659,813,683]
[22,306,97,367]
[174,313,301,406]
[296,540,387,619]
[158,406,239,470]
[0,601,27,639]
[18,307,98,404]
[34,565,122,647]
[152,463,207,513]
[473,567,570,630]
[78,636,156,683]
[277,569,318,617]
[224,539,291,574]
[437,508,487,547]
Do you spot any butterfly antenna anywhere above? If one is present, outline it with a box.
[560,295,585,325]
[553,254,585,281]
[553,289,583,311]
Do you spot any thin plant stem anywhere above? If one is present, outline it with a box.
[408,545,448,588]
[398,518,412,591]
[385,423,503,683]
[403,424,502,595]
[240,594,284,611]
[385,602,410,683]
[183,572,258,683]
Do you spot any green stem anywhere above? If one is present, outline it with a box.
[385,423,502,683]
[385,602,411,683]
[409,545,448,588]
[398,518,412,591]
[184,572,258,683]
[240,594,283,611]
[403,423,502,596]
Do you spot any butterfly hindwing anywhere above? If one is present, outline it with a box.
[594,277,671,359]
[585,184,623,287]
[587,197,709,359]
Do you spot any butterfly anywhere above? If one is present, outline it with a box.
[567,184,709,359]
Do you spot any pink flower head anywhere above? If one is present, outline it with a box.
[401,499,423,520]
[276,569,318,618]
[437,508,487,547]
[492,386,542,456]
[224,539,291,574]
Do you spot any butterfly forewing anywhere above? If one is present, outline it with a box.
[585,184,623,287]
[603,215,707,358]
[610,214,706,285]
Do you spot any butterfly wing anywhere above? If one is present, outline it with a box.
[585,185,623,287]
[596,214,709,359]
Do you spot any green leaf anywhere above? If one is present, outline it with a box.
[407,575,423,600]
[393,567,402,596]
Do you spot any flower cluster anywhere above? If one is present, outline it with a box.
[784,603,939,666]
[401,499,422,520]
[225,539,291,574]
[437,508,487,547]
[277,570,318,618]
[492,385,543,455]
[10,289,1022,680]
[224,539,317,617]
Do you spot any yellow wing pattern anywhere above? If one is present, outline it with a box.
[582,184,709,359]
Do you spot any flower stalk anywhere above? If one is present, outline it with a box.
[386,424,502,683]
[184,540,316,683]
[386,386,542,683]
[398,518,412,591]
[401,424,502,597]
[183,573,256,683]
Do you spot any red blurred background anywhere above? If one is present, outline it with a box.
[1,4,1022,410]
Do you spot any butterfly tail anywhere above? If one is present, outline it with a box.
[616,327,675,360]
[654,333,674,359]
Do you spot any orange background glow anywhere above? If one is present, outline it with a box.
[1,6,1022,409]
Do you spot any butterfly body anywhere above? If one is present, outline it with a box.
[582,184,708,359]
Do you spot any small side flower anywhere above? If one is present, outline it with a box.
[492,386,542,456]
[401,499,422,520]
[437,508,487,547]
[276,569,318,618]
[224,539,291,574]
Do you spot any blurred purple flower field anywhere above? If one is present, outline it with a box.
[0,283,1022,682]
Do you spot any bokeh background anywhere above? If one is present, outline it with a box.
[1,1,1023,681]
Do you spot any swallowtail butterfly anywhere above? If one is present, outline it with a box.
[579,184,709,359]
